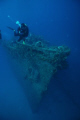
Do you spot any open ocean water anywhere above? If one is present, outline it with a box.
[0,0,80,120]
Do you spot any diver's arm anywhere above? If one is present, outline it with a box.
[14,30,19,36]
[14,27,20,36]
[19,32,24,35]
[14,27,24,36]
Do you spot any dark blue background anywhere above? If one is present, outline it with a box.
[0,0,80,120]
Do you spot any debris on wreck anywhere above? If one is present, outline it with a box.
[2,34,70,112]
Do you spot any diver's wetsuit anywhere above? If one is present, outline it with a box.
[14,23,29,42]
[0,30,2,39]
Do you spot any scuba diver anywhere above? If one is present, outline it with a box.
[7,22,29,44]
[14,23,29,43]
[0,30,2,39]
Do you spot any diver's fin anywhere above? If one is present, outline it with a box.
[23,41,25,45]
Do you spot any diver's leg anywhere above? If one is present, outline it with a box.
[17,36,23,42]
[22,37,26,44]
[23,37,25,41]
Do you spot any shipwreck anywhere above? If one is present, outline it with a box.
[2,34,70,112]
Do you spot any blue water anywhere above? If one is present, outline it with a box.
[0,0,80,120]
